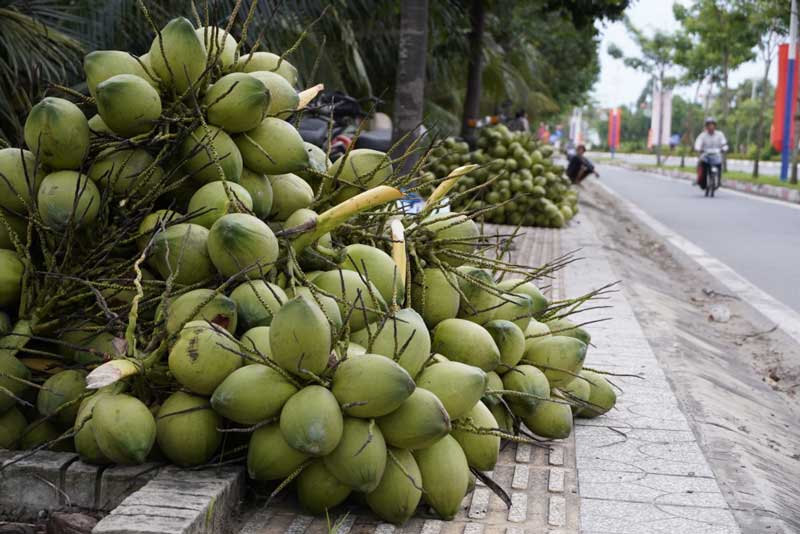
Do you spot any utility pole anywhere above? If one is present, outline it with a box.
[781,0,797,181]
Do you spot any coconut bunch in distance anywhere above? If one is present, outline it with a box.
[0,11,617,524]
[420,125,578,228]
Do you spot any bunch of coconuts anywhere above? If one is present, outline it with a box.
[420,125,578,228]
[0,13,617,526]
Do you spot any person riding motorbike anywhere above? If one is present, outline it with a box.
[693,117,728,190]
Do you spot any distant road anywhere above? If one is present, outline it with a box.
[587,151,780,177]
[597,164,800,312]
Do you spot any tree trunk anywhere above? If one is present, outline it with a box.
[753,57,772,178]
[392,0,430,170]
[461,0,485,142]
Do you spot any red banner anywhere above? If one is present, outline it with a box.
[608,108,622,149]
[771,44,800,152]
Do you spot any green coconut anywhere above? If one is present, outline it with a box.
[37,171,101,230]
[524,336,587,388]
[329,148,393,202]
[0,351,32,413]
[484,320,525,373]
[296,142,330,188]
[136,209,182,251]
[545,318,591,345]
[423,213,479,267]
[187,181,253,228]
[497,280,548,316]
[366,448,423,524]
[431,318,500,371]
[95,74,162,137]
[560,376,591,415]
[24,97,89,170]
[0,407,26,449]
[84,50,156,98]
[195,27,238,69]
[168,321,242,395]
[248,423,310,480]
[229,280,285,331]
[74,393,111,464]
[268,173,314,220]
[238,52,299,86]
[493,292,535,331]
[411,267,460,327]
[521,398,573,439]
[238,168,273,219]
[208,213,279,278]
[0,311,11,335]
[148,17,207,94]
[501,364,550,417]
[324,417,387,492]
[163,288,238,336]
[280,385,343,456]
[211,364,298,425]
[249,71,299,119]
[204,73,270,133]
[481,371,504,408]
[376,388,450,450]
[269,295,331,377]
[239,326,272,364]
[156,391,221,467]
[451,401,501,471]
[523,319,552,354]
[579,370,616,418]
[0,249,23,309]
[284,286,343,330]
[313,269,387,331]
[413,435,470,520]
[20,420,72,451]
[88,148,163,198]
[0,210,27,250]
[489,402,514,434]
[340,244,404,304]
[235,117,308,175]
[331,353,415,418]
[93,394,156,465]
[60,327,119,365]
[181,125,243,183]
[87,114,112,136]
[416,361,487,420]
[148,223,215,285]
[36,369,87,428]
[455,266,500,324]
[0,148,43,212]
[296,460,351,515]
[350,308,430,379]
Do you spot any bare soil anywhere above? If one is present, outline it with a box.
[581,181,800,534]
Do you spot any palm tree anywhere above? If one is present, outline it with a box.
[0,0,84,143]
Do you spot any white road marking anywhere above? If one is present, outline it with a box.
[594,178,800,346]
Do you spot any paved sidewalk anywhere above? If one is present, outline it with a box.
[561,213,741,534]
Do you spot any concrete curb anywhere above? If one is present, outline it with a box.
[603,160,800,204]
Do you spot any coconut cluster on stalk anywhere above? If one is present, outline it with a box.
[0,10,618,525]
[420,125,578,228]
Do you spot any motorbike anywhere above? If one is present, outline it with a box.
[297,91,392,160]
[701,148,722,198]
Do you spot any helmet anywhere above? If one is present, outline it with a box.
[704,117,716,125]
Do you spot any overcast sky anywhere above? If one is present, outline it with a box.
[592,0,781,108]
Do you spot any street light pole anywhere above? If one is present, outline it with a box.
[781,0,797,181]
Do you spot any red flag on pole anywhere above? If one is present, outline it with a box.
[772,43,800,152]
[608,108,622,149]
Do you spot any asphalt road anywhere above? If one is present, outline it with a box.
[597,164,800,313]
